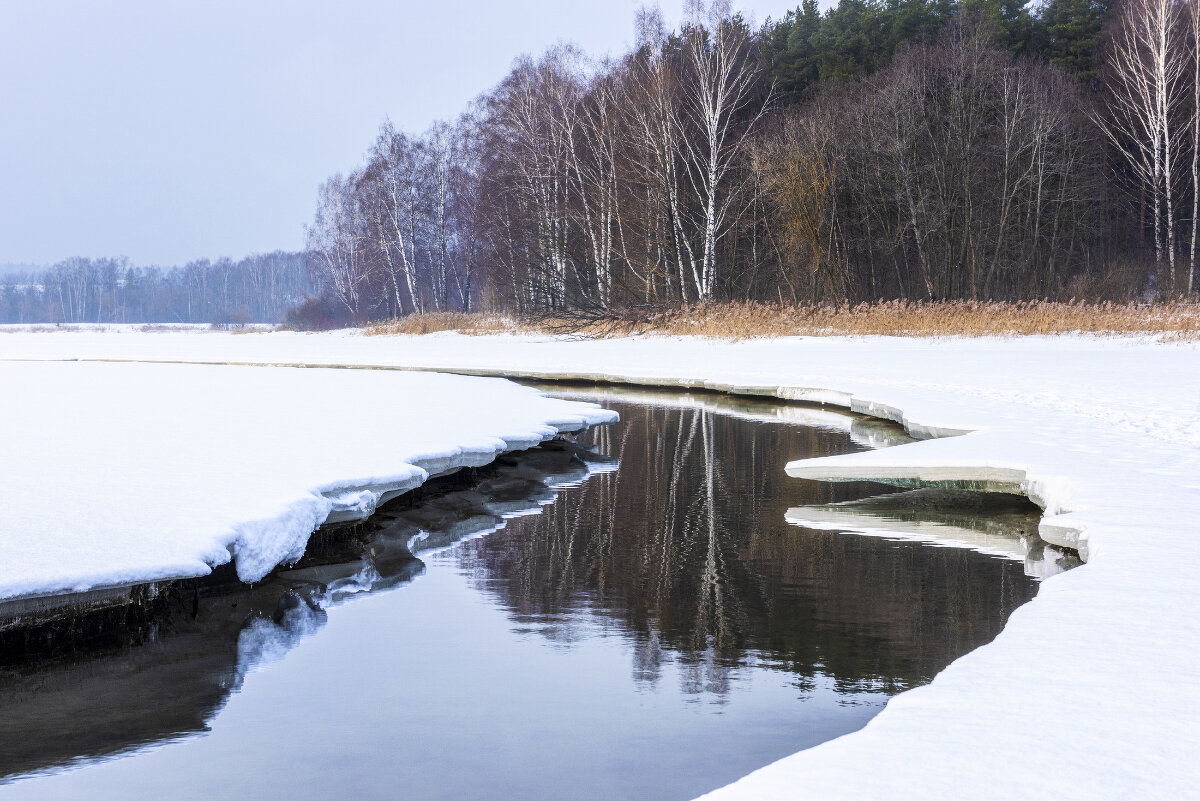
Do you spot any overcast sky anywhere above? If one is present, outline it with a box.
[0,1,802,267]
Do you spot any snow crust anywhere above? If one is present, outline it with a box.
[0,361,614,600]
[3,328,1200,798]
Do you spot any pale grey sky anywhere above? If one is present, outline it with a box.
[0,1,801,266]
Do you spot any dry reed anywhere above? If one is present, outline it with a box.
[363,300,1200,340]
[363,312,529,336]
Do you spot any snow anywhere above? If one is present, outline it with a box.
[2,328,1199,798]
[0,361,615,601]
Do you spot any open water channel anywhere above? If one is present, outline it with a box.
[0,386,1069,800]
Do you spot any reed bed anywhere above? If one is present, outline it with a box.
[363,300,1200,341]
[622,300,1200,339]
[363,312,528,336]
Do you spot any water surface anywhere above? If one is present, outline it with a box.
[0,388,1045,800]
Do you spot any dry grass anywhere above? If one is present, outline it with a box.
[363,312,530,336]
[362,300,1200,340]
[619,300,1200,340]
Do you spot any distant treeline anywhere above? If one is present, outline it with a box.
[299,0,1200,326]
[0,252,311,325]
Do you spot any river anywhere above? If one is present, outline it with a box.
[0,386,1061,800]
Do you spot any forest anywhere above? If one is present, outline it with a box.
[300,0,1200,325]
[0,252,311,325]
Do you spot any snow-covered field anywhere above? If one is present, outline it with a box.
[3,327,1199,799]
[0,361,614,601]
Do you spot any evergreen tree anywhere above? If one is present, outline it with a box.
[957,0,1035,53]
[1036,0,1112,88]
[762,0,951,103]
[762,0,823,100]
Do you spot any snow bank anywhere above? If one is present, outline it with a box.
[3,328,1199,798]
[0,362,614,601]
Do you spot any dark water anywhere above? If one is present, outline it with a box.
[0,388,1045,801]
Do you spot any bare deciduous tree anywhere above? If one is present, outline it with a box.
[1094,0,1187,288]
[751,111,844,302]
[676,2,771,300]
[306,173,371,318]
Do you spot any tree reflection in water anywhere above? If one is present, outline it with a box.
[452,393,1041,701]
[0,390,1052,801]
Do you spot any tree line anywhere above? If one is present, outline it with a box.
[0,251,311,325]
[314,0,1200,320]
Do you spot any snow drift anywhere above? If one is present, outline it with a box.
[0,361,615,601]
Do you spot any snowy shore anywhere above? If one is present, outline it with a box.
[3,328,1199,799]
[0,361,614,603]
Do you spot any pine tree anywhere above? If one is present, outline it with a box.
[1037,0,1113,89]
[762,0,951,103]
[958,0,1036,53]
[762,0,823,100]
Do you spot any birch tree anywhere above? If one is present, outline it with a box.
[568,64,626,308]
[493,51,582,308]
[676,1,770,300]
[448,111,485,311]
[424,121,455,311]
[626,6,691,302]
[366,122,425,314]
[306,173,371,319]
[1095,0,1187,288]
[1189,0,1200,294]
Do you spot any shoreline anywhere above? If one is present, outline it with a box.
[2,329,1198,798]
[0,361,615,609]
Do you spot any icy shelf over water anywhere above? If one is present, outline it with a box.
[784,489,1080,579]
[0,362,615,602]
